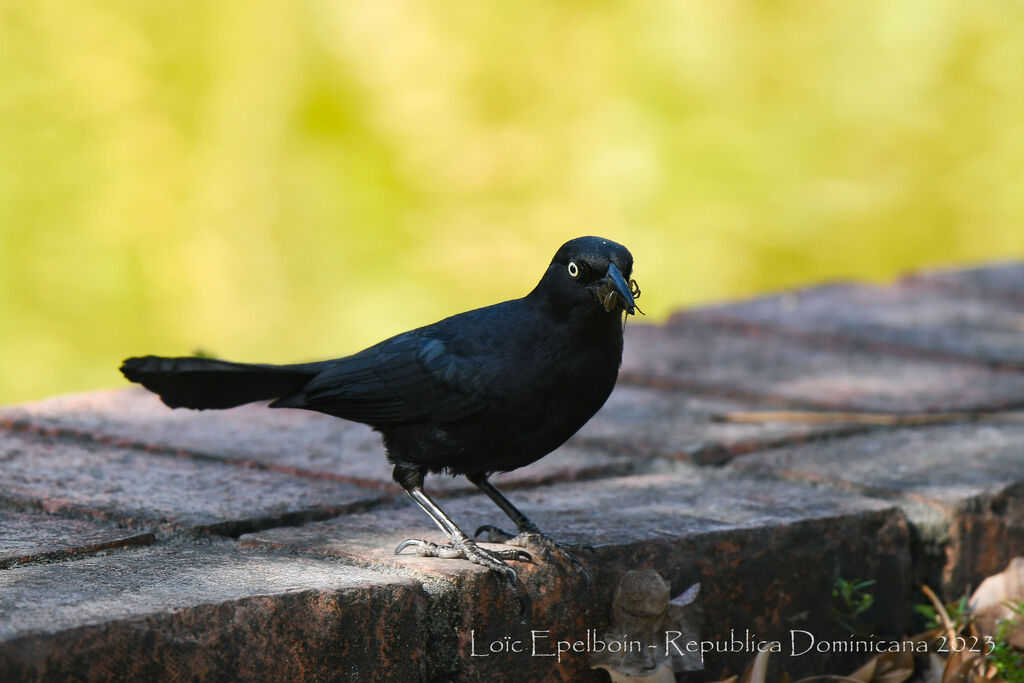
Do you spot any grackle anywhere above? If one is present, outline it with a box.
[120,236,640,604]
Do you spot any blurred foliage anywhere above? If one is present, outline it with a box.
[1,0,1023,404]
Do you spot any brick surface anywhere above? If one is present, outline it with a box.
[678,282,1024,368]
[0,430,384,533]
[0,388,390,485]
[0,510,153,569]
[905,262,1024,302]
[621,322,1024,412]
[0,542,429,682]
[573,384,868,464]
[729,424,1024,596]
[242,469,911,678]
[0,388,635,493]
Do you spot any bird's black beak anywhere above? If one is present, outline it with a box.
[600,262,640,315]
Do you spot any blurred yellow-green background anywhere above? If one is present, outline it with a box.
[2,1,1023,405]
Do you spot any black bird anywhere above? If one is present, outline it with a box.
[120,236,640,601]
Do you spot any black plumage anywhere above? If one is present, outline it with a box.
[121,236,639,604]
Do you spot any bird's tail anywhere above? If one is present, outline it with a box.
[120,355,321,410]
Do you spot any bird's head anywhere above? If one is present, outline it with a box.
[536,236,642,316]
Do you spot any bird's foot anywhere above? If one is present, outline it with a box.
[395,537,531,564]
[475,525,593,586]
[394,535,533,614]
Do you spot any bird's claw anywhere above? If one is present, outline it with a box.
[474,526,593,586]
[475,525,594,553]
[395,536,532,616]
[395,537,531,564]
[395,538,457,559]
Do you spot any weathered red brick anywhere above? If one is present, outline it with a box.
[621,322,1024,412]
[904,262,1024,303]
[677,281,1024,368]
[0,389,387,485]
[0,543,429,682]
[0,430,384,533]
[0,510,153,569]
[730,423,1024,597]
[573,384,869,464]
[242,469,911,678]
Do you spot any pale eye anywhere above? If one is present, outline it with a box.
[567,261,579,278]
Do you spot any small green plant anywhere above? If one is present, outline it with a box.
[989,600,1024,683]
[831,577,876,634]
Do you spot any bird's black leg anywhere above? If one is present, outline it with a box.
[391,466,532,605]
[468,473,592,584]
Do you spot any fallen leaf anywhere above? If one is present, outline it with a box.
[968,667,1000,683]
[941,651,979,683]
[921,654,946,683]
[969,557,1024,649]
[738,650,770,683]
[846,649,915,683]
[665,582,704,673]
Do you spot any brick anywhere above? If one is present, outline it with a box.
[242,469,911,678]
[0,388,634,493]
[573,385,869,465]
[621,322,1024,412]
[0,430,384,534]
[678,282,1024,368]
[904,262,1024,303]
[0,542,429,682]
[0,510,153,569]
[730,424,1024,596]
[0,388,387,485]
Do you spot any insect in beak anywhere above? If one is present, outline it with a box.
[598,263,643,315]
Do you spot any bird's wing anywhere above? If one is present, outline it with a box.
[271,334,484,424]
